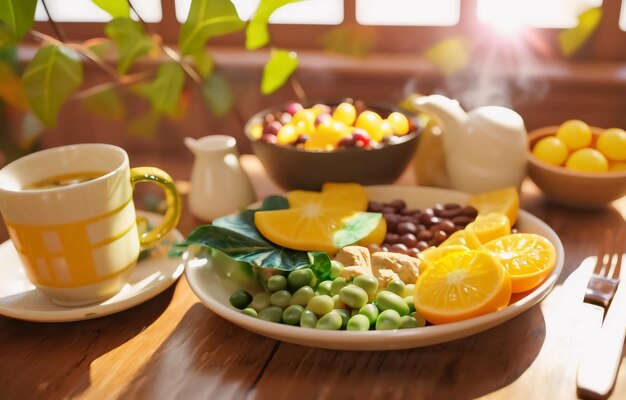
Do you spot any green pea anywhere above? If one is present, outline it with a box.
[410,311,427,328]
[316,280,332,296]
[347,314,371,331]
[332,294,348,310]
[335,308,351,329]
[404,283,416,297]
[241,308,257,318]
[316,310,342,330]
[330,277,348,296]
[269,290,291,309]
[376,290,410,316]
[339,284,369,309]
[288,269,317,290]
[399,315,419,329]
[267,275,287,292]
[330,260,345,279]
[358,303,379,325]
[386,279,406,296]
[376,309,402,330]
[289,286,315,307]
[250,292,271,312]
[300,310,318,328]
[404,295,416,313]
[306,295,334,315]
[353,275,379,296]
[229,290,253,309]
[258,306,283,323]
[282,305,305,325]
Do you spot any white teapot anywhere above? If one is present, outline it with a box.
[414,95,528,193]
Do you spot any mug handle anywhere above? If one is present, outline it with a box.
[130,167,182,249]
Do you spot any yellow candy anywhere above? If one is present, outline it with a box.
[292,109,316,134]
[597,128,626,162]
[565,148,609,172]
[332,102,357,126]
[355,111,384,141]
[250,124,263,140]
[556,119,592,150]
[532,136,569,166]
[276,123,298,145]
[380,120,393,138]
[387,112,410,135]
[304,120,350,151]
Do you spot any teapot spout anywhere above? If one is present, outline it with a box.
[413,94,467,136]
[184,137,199,154]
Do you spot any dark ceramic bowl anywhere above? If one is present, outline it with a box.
[245,103,422,191]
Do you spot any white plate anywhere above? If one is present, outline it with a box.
[185,185,564,350]
[0,211,185,322]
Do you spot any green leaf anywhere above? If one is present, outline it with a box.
[127,110,160,137]
[424,37,470,76]
[261,49,298,95]
[332,212,382,249]
[92,0,130,19]
[84,38,117,59]
[201,71,233,117]
[22,45,83,127]
[192,50,214,78]
[320,25,375,58]
[81,87,125,120]
[135,62,185,114]
[559,7,602,57]
[179,0,245,56]
[246,0,302,50]
[0,0,37,45]
[105,18,154,74]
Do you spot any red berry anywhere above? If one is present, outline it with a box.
[285,102,303,116]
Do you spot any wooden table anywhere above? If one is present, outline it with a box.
[1,154,625,400]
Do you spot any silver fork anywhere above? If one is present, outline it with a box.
[583,229,624,312]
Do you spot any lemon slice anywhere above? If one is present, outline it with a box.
[466,212,511,244]
[439,229,482,249]
[417,244,470,273]
[468,187,519,226]
[414,250,512,325]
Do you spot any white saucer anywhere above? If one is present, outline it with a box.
[0,211,185,322]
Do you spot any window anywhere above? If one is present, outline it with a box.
[356,0,460,26]
[34,0,162,23]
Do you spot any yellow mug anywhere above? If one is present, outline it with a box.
[0,144,181,306]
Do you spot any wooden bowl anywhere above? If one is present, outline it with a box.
[527,126,626,208]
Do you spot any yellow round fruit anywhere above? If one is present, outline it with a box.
[532,136,569,166]
[355,111,384,141]
[387,112,410,135]
[414,250,512,325]
[565,148,609,172]
[597,128,626,162]
[556,119,592,150]
[304,119,351,151]
[332,102,357,126]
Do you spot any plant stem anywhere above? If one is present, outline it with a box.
[72,71,151,101]
[40,0,67,42]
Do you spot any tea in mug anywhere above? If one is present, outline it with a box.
[25,171,106,190]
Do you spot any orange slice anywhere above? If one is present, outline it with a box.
[481,233,556,293]
[417,244,470,273]
[468,187,519,226]
[466,212,511,244]
[414,250,512,325]
[288,182,368,211]
[439,229,482,249]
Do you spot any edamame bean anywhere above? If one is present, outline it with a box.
[335,308,350,329]
[403,295,416,313]
[404,283,416,297]
[258,306,283,323]
[306,295,334,315]
[316,310,342,330]
[229,290,253,309]
[332,294,348,309]
[288,268,316,290]
[269,290,291,309]
[376,290,410,316]
[330,277,348,296]
[241,308,257,318]
[358,303,379,324]
[289,286,314,307]
[353,275,378,296]
[386,279,406,296]
[316,280,332,296]
[300,310,318,328]
[267,275,287,292]
[330,260,345,279]
[399,315,419,329]
[376,309,402,330]
[347,314,370,331]
[410,311,427,328]
[282,305,305,325]
[250,292,271,312]
[339,284,369,309]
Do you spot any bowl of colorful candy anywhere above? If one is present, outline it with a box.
[527,120,626,208]
[245,100,422,190]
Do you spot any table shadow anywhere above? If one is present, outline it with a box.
[0,285,175,400]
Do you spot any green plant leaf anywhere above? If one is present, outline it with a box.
[81,87,125,120]
[0,0,37,46]
[246,0,302,50]
[92,0,130,19]
[135,62,185,114]
[332,212,382,249]
[179,0,245,56]
[105,18,154,74]
[320,25,375,58]
[261,49,297,95]
[559,7,602,57]
[84,38,117,59]
[424,37,470,76]
[192,50,214,78]
[201,71,233,117]
[127,110,160,137]
[22,45,83,127]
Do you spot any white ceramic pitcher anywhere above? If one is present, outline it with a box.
[185,135,256,221]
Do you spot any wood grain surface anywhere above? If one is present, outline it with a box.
[0,155,624,400]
